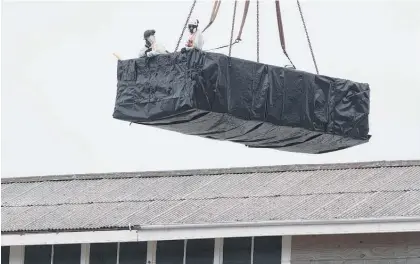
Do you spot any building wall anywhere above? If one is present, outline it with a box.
[1,236,283,264]
[291,232,420,264]
[5,232,420,264]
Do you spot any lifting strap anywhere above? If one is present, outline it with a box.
[275,0,295,68]
[205,0,249,52]
[236,0,250,41]
[202,0,222,33]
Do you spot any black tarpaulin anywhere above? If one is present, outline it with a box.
[113,50,371,154]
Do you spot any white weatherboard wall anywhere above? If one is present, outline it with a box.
[290,232,420,264]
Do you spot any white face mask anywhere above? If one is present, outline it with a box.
[188,25,197,34]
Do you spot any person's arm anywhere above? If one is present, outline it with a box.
[146,50,160,57]
[155,43,169,54]
[193,31,204,50]
[139,46,150,58]
[147,43,168,57]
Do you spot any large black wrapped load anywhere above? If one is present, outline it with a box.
[113,50,370,154]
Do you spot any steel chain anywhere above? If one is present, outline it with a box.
[174,0,197,52]
[256,0,260,63]
[284,51,296,69]
[296,0,319,74]
[204,40,239,52]
[229,0,238,58]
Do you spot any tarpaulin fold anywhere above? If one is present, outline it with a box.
[113,50,371,154]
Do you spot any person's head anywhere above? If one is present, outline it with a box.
[143,29,156,45]
[188,19,199,34]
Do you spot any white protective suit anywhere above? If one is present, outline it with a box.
[139,32,169,58]
[183,19,204,51]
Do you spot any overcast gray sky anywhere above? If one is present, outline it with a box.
[1,0,419,178]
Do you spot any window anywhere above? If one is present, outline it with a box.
[15,236,281,264]
[253,236,282,264]
[185,239,214,264]
[90,243,118,264]
[19,242,148,264]
[53,244,81,264]
[119,242,147,264]
[1,247,10,264]
[24,245,52,264]
[223,237,252,264]
[222,236,282,264]
[23,244,82,264]
[156,240,184,264]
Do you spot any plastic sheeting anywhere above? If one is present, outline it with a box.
[113,50,371,154]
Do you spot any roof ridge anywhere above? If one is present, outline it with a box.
[2,159,420,184]
[3,188,419,208]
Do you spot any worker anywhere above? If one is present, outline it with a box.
[139,29,169,58]
[181,18,204,53]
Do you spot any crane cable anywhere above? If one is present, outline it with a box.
[296,0,319,74]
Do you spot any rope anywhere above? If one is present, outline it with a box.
[112,53,121,60]
[228,0,238,59]
[174,0,197,52]
[297,0,319,74]
[256,0,260,63]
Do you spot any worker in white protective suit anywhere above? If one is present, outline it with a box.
[139,29,169,58]
[181,19,204,53]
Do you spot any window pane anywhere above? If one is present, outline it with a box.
[156,240,184,264]
[90,243,118,264]
[186,239,214,264]
[24,245,51,264]
[119,242,147,264]
[223,237,251,264]
[53,244,81,264]
[2,247,10,264]
[253,236,282,264]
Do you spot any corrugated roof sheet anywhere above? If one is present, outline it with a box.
[2,160,420,233]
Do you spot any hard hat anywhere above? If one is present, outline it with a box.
[143,29,156,39]
[188,19,199,27]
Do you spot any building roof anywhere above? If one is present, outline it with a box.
[2,160,420,234]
